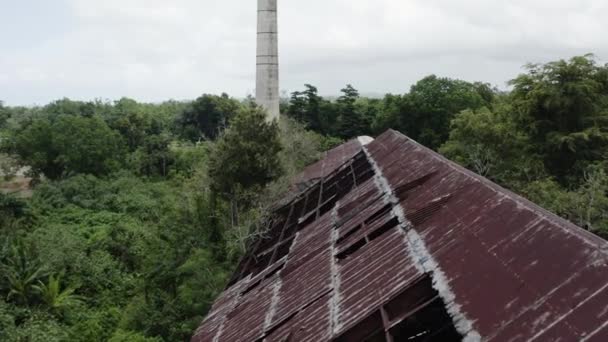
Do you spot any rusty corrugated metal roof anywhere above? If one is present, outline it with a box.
[193,130,608,342]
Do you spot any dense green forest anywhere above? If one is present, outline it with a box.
[1,55,607,341]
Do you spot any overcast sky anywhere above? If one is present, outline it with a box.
[1,0,607,106]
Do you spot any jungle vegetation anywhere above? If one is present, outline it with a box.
[1,55,607,341]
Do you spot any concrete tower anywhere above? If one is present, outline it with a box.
[256,0,280,121]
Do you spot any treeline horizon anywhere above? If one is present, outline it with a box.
[1,54,608,341]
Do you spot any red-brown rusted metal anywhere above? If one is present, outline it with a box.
[192,130,608,342]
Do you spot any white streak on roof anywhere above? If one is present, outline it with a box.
[362,141,482,342]
[328,204,343,335]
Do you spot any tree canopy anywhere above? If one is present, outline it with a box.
[1,54,608,341]
[177,94,242,142]
[208,106,283,199]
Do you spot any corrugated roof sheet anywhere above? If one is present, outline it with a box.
[192,130,608,342]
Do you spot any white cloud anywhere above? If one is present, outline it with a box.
[0,0,606,105]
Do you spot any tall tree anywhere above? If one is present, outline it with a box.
[380,76,490,149]
[336,84,365,139]
[509,55,608,182]
[208,106,283,224]
[287,85,325,133]
[0,101,10,129]
[177,94,242,142]
[440,104,545,188]
[106,98,153,152]
[7,115,126,179]
[287,91,306,123]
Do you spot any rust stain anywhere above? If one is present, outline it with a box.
[192,130,608,342]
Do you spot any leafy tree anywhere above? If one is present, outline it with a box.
[354,97,381,136]
[384,75,490,149]
[177,94,242,142]
[0,193,29,229]
[0,309,68,342]
[109,329,163,342]
[302,85,324,131]
[44,98,100,118]
[208,106,283,227]
[372,94,403,134]
[1,241,45,305]
[34,275,84,314]
[287,90,307,123]
[2,62,608,342]
[106,98,155,151]
[208,106,283,199]
[509,54,608,183]
[52,115,127,177]
[287,84,325,132]
[277,117,324,179]
[336,84,366,139]
[440,105,545,188]
[0,101,10,129]
[130,133,175,178]
[522,165,608,239]
[7,115,126,179]
[168,142,208,178]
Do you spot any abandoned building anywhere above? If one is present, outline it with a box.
[192,130,608,342]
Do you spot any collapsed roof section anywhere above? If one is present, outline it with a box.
[193,130,608,342]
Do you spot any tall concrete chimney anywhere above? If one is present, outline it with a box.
[256,0,280,121]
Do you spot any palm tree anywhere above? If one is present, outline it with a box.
[34,275,85,314]
[1,241,44,305]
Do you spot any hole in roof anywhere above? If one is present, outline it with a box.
[321,183,338,203]
[388,297,462,341]
[337,224,362,245]
[319,198,337,217]
[332,275,463,342]
[303,185,321,215]
[368,217,399,241]
[241,278,263,296]
[336,238,367,261]
[332,310,385,342]
[298,211,316,231]
[274,237,295,262]
[365,204,393,226]
[338,188,377,218]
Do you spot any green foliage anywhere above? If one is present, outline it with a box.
[389,75,489,149]
[66,307,122,342]
[509,55,608,182]
[0,101,10,129]
[521,165,608,239]
[278,117,324,177]
[168,142,208,178]
[44,98,101,118]
[336,84,367,139]
[287,79,491,148]
[287,84,368,138]
[1,55,608,341]
[34,275,85,314]
[1,241,45,305]
[7,115,126,179]
[129,132,175,178]
[209,106,283,199]
[0,309,69,342]
[287,84,324,132]
[105,98,170,152]
[0,193,29,230]
[109,329,163,342]
[440,105,545,187]
[440,55,608,238]
[177,93,242,142]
